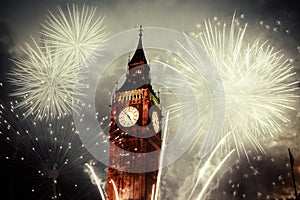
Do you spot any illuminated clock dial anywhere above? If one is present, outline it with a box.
[152,110,160,133]
[118,106,139,127]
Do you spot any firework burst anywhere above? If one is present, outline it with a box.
[0,98,98,199]
[9,38,86,120]
[178,15,299,159]
[197,16,298,158]
[9,4,108,120]
[42,4,109,65]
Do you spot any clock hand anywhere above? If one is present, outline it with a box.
[125,113,134,122]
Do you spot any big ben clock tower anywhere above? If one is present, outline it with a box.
[106,26,162,200]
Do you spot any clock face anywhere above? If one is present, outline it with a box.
[152,111,160,133]
[118,106,139,127]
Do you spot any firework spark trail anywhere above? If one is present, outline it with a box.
[187,132,232,200]
[42,4,109,65]
[9,38,86,120]
[111,179,120,200]
[84,163,105,199]
[196,149,235,200]
[151,184,156,200]
[155,111,169,200]
[160,14,298,159]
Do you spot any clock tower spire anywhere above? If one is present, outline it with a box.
[128,25,147,68]
[105,26,162,200]
[118,25,152,93]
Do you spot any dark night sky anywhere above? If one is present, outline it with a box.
[0,0,300,199]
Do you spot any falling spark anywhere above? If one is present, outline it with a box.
[42,4,109,65]
[9,38,86,120]
[84,163,105,199]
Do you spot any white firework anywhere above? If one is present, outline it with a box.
[165,15,299,159]
[42,4,109,65]
[9,38,86,120]
[196,16,298,158]
[10,4,108,120]
[0,99,97,199]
